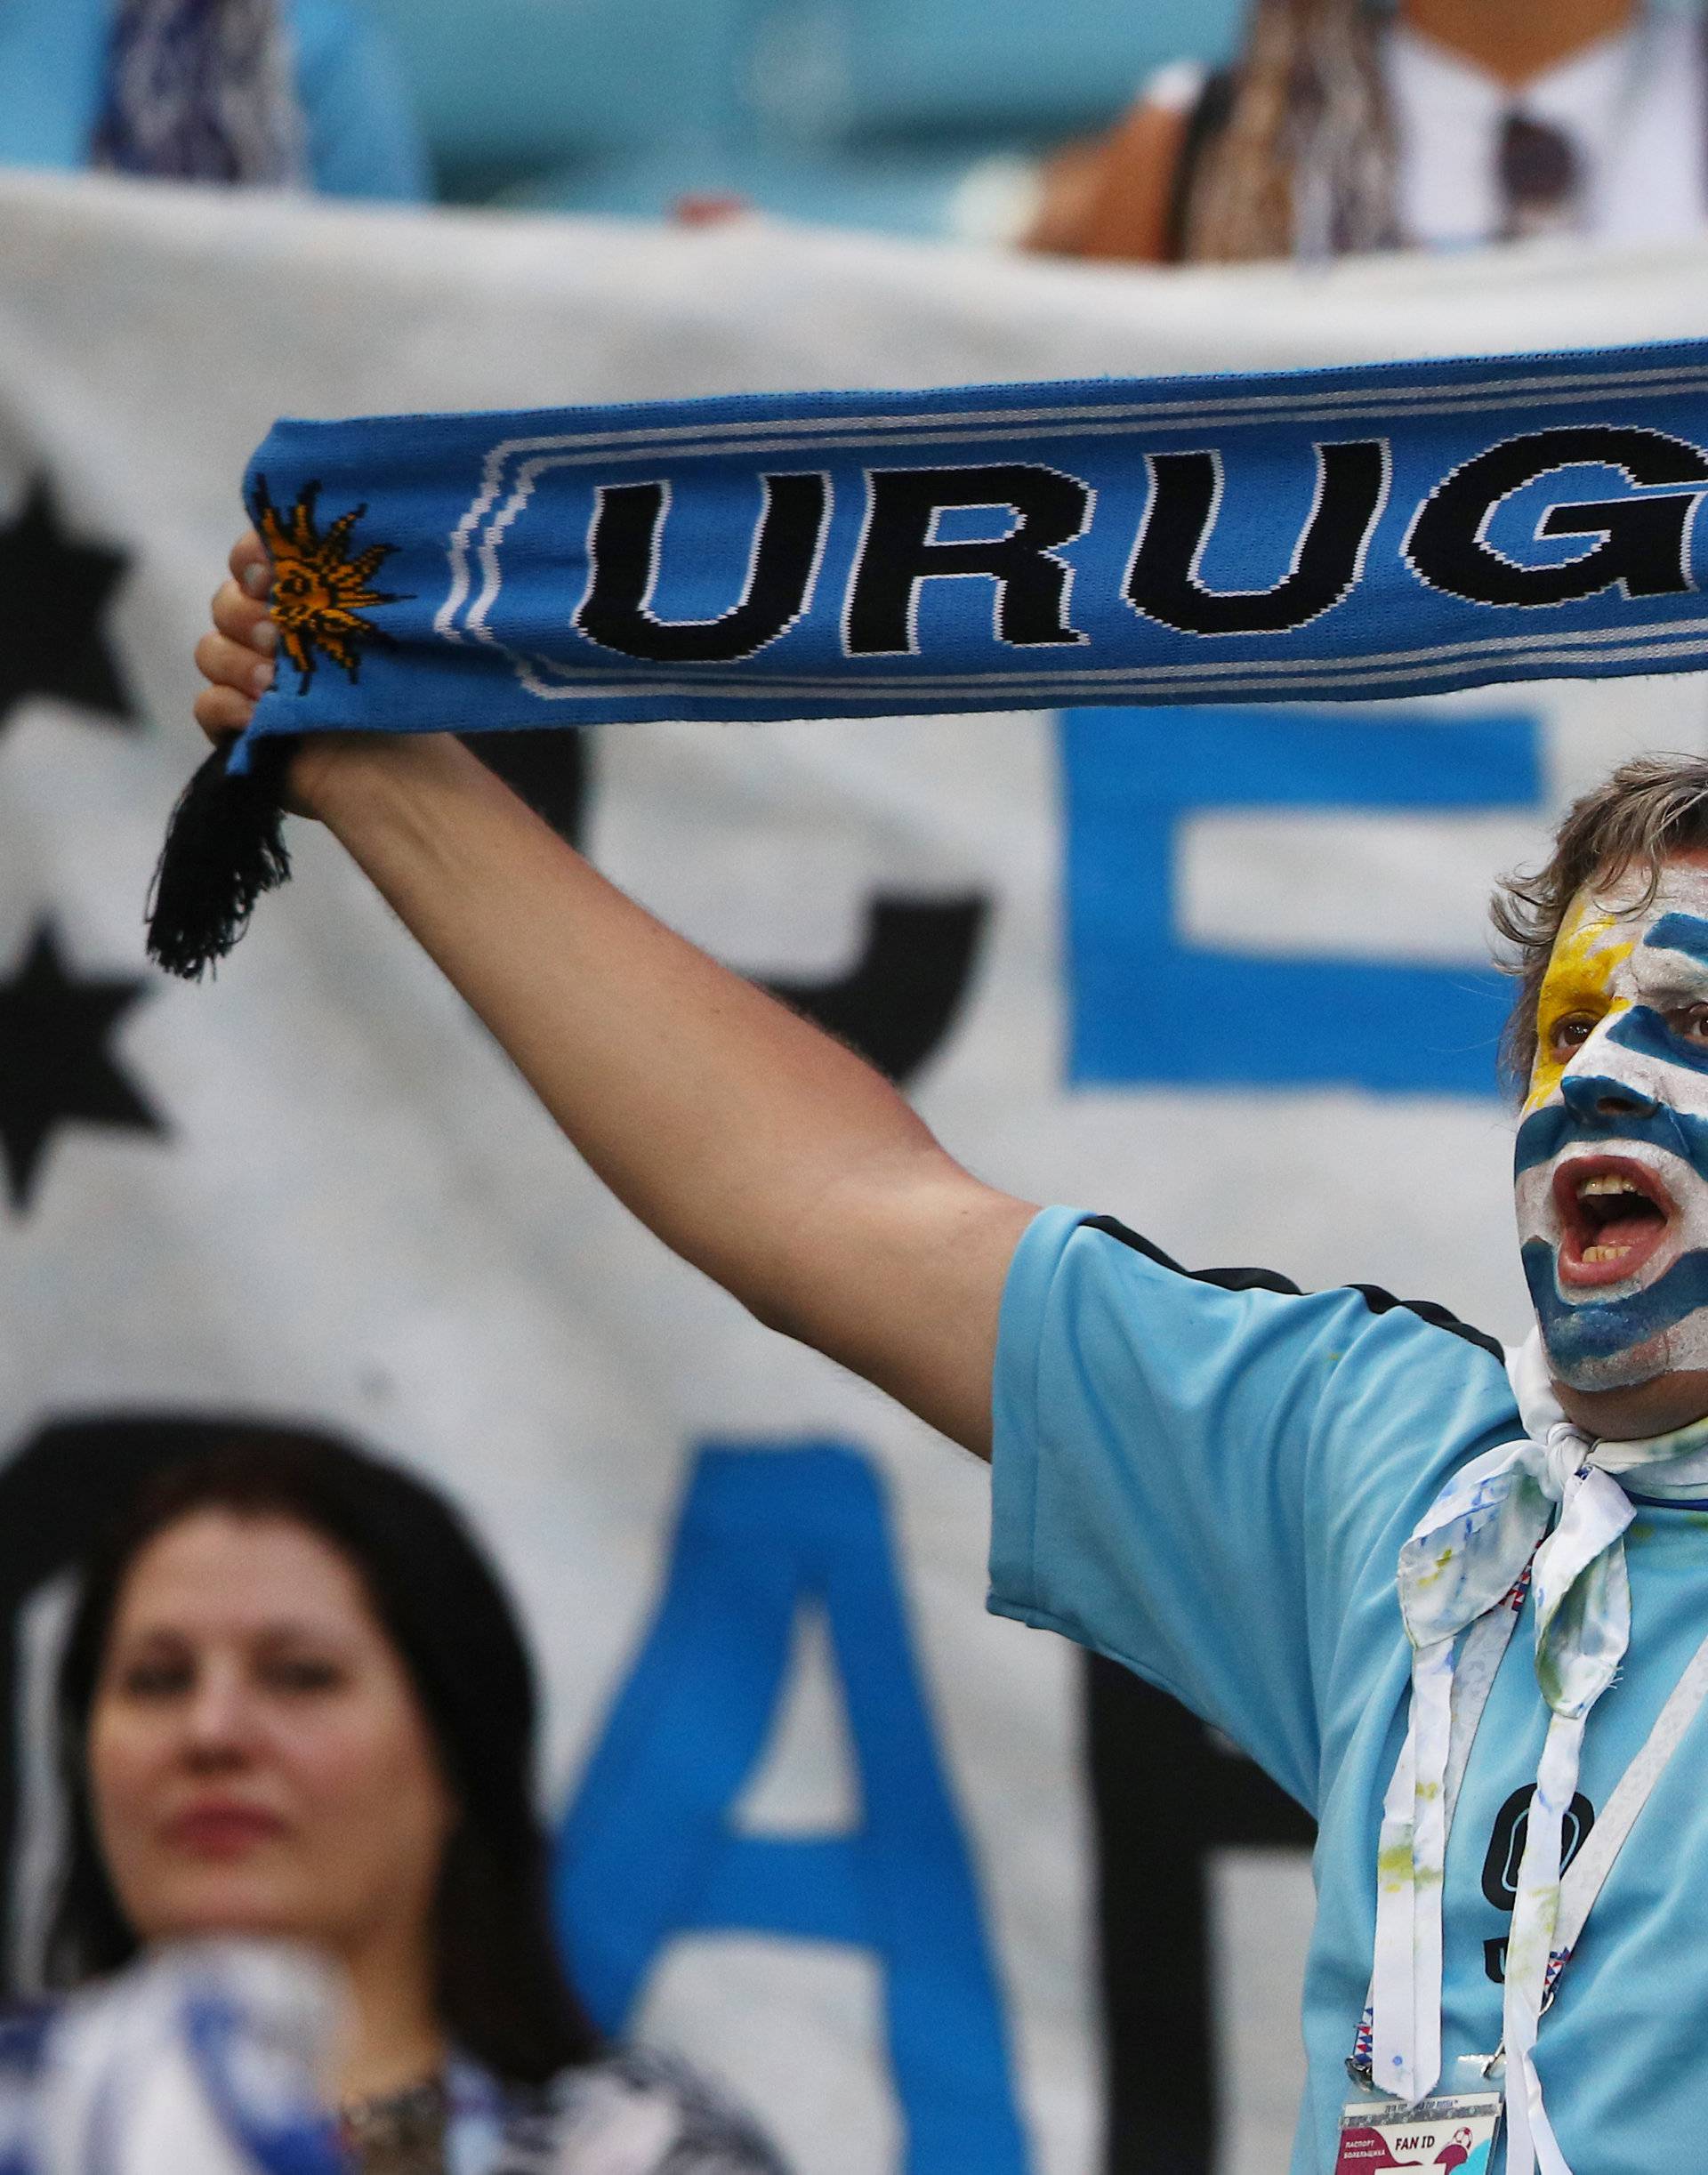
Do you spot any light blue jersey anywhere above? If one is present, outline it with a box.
[989,1205,1708,2175]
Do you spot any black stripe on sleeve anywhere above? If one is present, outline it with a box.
[1081,1213,1506,1363]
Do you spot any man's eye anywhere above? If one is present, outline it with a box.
[1672,1003,1708,1045]
[1549,1013,1598,1059]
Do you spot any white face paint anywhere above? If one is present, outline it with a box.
[1514,859,1708,1393]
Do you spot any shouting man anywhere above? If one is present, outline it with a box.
[197,531,1708,2175]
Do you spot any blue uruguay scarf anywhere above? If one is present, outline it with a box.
[149,336,1708,977]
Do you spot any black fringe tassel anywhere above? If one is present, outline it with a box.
[145,737,298,980]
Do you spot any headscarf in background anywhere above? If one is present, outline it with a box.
[1180,0,1654,261]
[90,0,307,189]
[1183,0,1398,260]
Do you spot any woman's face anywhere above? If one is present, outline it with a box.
[87,1510,455,1968]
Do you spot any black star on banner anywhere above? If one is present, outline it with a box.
[0,478,135,735]
[0,922,165,1212]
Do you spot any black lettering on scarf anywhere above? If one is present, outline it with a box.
[576,472,830,663]
[1406,427,1708,608]
[843,463,1092,655]
[1124,439,1390,637]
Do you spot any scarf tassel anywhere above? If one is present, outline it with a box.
[145,737,296,980]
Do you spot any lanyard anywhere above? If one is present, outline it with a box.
[1353,1588,1708,2086]
[1545,1618,1708,1970]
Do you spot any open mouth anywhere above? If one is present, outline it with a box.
[1552,1156,1677,1289]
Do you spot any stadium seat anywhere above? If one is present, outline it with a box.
[354,0,754,198]
[359,0,1244,230]
[745,0,1244,149]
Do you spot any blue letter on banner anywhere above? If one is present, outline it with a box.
[553,1443,1028,2175]
[1061,704,1542,1096]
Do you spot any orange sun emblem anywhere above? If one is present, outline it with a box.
[253,477,406,690]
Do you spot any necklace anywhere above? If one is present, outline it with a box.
[338,2074,450,2175]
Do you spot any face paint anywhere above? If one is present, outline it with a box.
[1515,858,1708,1392]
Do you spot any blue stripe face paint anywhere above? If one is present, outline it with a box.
[1644,913,1708,966]
[1512,1095,1708,1176]
[1516,874,1708,1391]
[1606,1004,1708,1075]
[1522,1240,1708,1372]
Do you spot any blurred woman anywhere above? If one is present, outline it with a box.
[1027,0,1708,263]
[44,1428,786,2175]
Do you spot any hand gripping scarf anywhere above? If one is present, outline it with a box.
[1375,1332,1708,2173]
[148,335,1708,978]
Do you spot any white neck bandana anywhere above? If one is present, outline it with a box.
[1371,1332,1708,2173]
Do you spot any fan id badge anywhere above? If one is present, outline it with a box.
[1333,2087,1502,2172]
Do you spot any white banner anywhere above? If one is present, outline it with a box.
[3,171,1708,2175]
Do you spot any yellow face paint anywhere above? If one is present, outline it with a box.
[1525,890,1639,1115]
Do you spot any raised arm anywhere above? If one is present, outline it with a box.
[195,537,1036,1455]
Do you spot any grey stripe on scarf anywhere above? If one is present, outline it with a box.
[91,0,307,188]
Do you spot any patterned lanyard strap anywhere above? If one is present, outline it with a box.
[1362,1333,1708,2175]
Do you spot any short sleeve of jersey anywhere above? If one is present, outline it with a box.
[988,1206,1518,1812]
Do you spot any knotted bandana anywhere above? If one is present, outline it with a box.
[149,336,1708,978]
[1374,1331,1708,2173]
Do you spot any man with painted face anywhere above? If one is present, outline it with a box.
[197,547,1708,2174]
[1512,834,1708,1422]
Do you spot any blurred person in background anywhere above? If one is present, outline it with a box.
[1027,0,1708,263]
[0,0,429,201]
[43,1430,786,2175]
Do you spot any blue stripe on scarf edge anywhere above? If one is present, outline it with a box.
[231,629,1708,761]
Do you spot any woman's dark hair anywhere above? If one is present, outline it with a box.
[46,1423,602,2086]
